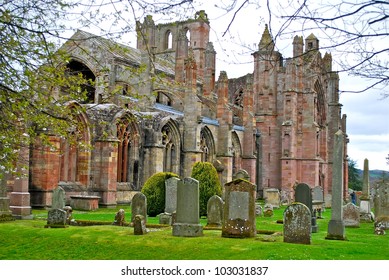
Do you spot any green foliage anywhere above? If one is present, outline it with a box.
[348,158,363,191]
[141,172,179,216]
[191,161,222,217]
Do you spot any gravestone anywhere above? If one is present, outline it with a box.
[221,179,256,238]
[263,204,274,217]
[159,177,179,225]
[295,183,317,233]
[342,203,360,228]
[113,208,125,226]
[264,188,281,209]
[133,215,147,235]
[283,203,311,245]
[52,186,65,209]
[46,208,67,228]
[374,182,389,229]
[312,186,325,217]
[360,159,373,222]
[206,195,223,227]
[131,192,147,224]
[255,203,263,217]
[172,177,203,237]
[0,174,13,222]
[63,206,73,225]
[233,169,250,181]
[280,190,292,205]
[326,130,346,240]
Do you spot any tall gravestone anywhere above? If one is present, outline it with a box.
[283,203,311,245]
[52,186,65,209]
[360,159,373,222]
[0,174,14,222]
[222,179,256,238]
[159,177,179,225]
[131,192,147,224]
[206,195,223,227]
[326,130,346,240]
[374,182,389,229]
[295,183,317,232]
[172,177,203,237]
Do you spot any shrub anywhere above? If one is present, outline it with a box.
[191,162,222,217]
[141,172,179,217]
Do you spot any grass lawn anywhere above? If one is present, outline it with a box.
[0,204,388,260]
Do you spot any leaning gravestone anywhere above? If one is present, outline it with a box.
[342,203,360,228]
[283,203,311,245]
[206,195,223,227]
[172,177,203,237]
[159,177,179,225]
[131,192,147,224]
[295,183,317,233]
[133,215,147,235]
[46,208,67,228]
[222,179,256,238]
[52,186,65,209]
[374,182,389,229]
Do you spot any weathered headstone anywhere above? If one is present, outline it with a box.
[172,177,203,237]
[255,203,263,217]
[46,208,67,228]
[159,177,179,225]
[131,192,147,224]
[63,206,73,225]
[113,208,125,226]
[221,179,256,238]
[206,195,223,227]
[264,188,281,209]
[374,182,389,229]
[360,159,373,222]
[233,169,250,181]
[295,183,317,232]
[263,203,274,217]
[52,186,65,209]
[342,202,360,228]
[280,190,292,205]
[283,203,311,245]
[312,186,325,218]
[326,130,346,240]
[133,215,147,235]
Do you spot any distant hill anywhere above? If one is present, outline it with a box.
[356,169,389,184]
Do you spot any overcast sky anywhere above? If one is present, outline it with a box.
[196,1,389,171]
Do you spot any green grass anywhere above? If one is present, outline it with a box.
[0,205,388,260]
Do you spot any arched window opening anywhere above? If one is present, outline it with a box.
[166,31,173,49]
[65,60,95,103]
[161,121,180,174]
[156,91,172,106]
[200,127,215,163]
[117,116,140,189]
[185,29,191,47]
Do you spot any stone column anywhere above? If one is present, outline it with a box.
[10,146,33,219]
[360,158,373,222]
[172,177,203,237]
[326,130,346,240]
[0,173,13,222]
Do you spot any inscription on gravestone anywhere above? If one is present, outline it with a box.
[229,191,249,220]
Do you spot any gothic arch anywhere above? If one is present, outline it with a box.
[59,102,91,186]
[165,30,173,49]
[200,126,215,163]
[115,111,141,189]
[65,59,96,103]
[160,118,181,174]
[314,79,326,126]
[154,89,184,111]
[231,131,242,175]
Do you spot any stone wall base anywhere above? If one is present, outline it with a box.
[172,223,203,237]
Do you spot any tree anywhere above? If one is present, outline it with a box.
[141,172,179,216]
[348,158,362,191]
[0,0,195,177]
[191,162,222,217]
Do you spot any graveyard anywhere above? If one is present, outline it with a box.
[0,201,388,260]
